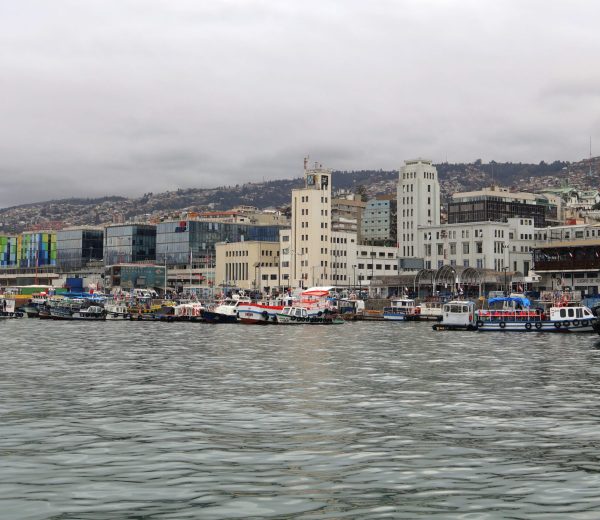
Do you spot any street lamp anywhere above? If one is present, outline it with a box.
[502,266,509,296]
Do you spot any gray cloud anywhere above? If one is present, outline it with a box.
[1,0,599,207]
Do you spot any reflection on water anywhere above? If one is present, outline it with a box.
[2,320,600,518]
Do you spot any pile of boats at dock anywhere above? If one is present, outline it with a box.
[2,286,600,334]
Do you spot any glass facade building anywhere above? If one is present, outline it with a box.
[0,235,17,267]
[57,229,104,270]
[156,220,283,267]
[17,232,57,267]
[105,264,166,290]
[104,225,156,265]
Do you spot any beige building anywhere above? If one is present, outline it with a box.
[290,163,333,289]
[215,240,281,294]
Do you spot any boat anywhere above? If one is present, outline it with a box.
[236,301,284,324]
[0,297,24,319]
[432,300,477,331]
[50,303,106,321]
[202,296,251,323]
[475,296,597,332]
[417,299,445,321]
[173,302,206,322]
[275,305,343,325]
[337,297,365,321]
[104,302,131,320]
[383,298,421,321]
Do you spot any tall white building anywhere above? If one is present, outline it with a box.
[397,159,440,258]
[290,161,332,288]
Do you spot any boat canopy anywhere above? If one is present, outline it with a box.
[488,296,531,307]
[301,286,335,297]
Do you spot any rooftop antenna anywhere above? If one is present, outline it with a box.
[590,136,593,176]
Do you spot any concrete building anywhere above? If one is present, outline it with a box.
[290,162,332,289]
[397,159,440,258]
[331,196,365,238]
[417,218,536,275]
[215,240,281,295]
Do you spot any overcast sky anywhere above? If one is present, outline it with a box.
[1,0,599,208]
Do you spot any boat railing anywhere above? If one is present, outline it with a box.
[477,309,542,322]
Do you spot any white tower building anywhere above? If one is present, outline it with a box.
[397,158,440,258]
[290,159,332,288]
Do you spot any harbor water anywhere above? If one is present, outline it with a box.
[2,320,600,519]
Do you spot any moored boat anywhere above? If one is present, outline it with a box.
[383,298,421,321]
[275,305,343,325]
[432,300,477,331]
[237,301,284,324]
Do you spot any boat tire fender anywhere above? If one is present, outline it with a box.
[290,316,296,321]
[262,311,268,318]
[499,321,506,329]
[581,319,588,327]
[476,320,484,328]
[525,322,532,330]
[572,319,579,327]
[318,311,323,317]
[554,322,561,329]
[563,321,570,327]
[535,322,542,330]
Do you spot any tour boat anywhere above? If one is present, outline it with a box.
[104,302,131,320]
[173,302,206,322]
[50,303,106,321]
[383,298,421,321]
[475,296,596,332]
[417,300,445,321]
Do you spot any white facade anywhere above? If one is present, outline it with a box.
[397,159,440,258]
[290,165,333,288]
[418,218,536,275]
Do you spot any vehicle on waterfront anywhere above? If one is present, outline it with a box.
[432,300,477,331]
[475,296,596,332]
[383,298,421,321]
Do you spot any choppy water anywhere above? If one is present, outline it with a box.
[2,320,600,519]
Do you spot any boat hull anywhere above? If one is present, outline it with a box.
[476,319,596,332]
[202,310,238,323]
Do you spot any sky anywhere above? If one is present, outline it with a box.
[1,0,600,208]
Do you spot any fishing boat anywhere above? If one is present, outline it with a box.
[383,298,421,321]
[432,300,477,331]
[173,302,206,322]
[475,296,597,332]
[104,302,131,320]
[0,298,24,319]
[236,301,284,324]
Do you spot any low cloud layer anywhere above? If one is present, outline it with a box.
[1,0,599,207]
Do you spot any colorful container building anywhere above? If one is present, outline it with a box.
[0,235,18,267]
[17,232,57,268]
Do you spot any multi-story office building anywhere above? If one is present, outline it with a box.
[17,232,57,268]
[56,228,104,270]
[290,164,332,288]
[417,218,536,274]
[355,244,400,283]
[397,159,441,258]
[448,186,557,228]
[156,220,282,268]
[331,196,365,237]
[215,240,281,294]
[104,224,156,265]
[361,195,397,246]
[0,235,17,267]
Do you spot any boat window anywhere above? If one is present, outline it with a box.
[577,308,582,318]
[462,306,468,312]
[443,305,449,312]
[584,309,592,317]
[294,309,303,317]
[283,307,290,314]
[568,308,574,318]
[560,308,566,318]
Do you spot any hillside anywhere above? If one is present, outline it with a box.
[1,158,598,233]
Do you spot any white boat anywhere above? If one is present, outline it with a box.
[417,300,444,321]
[104,302,131,320]
[275,305,343,325]
[475,296,597,332]
[383,298,421,321]
[203,296,251,323]
[50,304,106,321]
[432,300,477,331]
[173,302,206,321]
[237,301,284,324]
